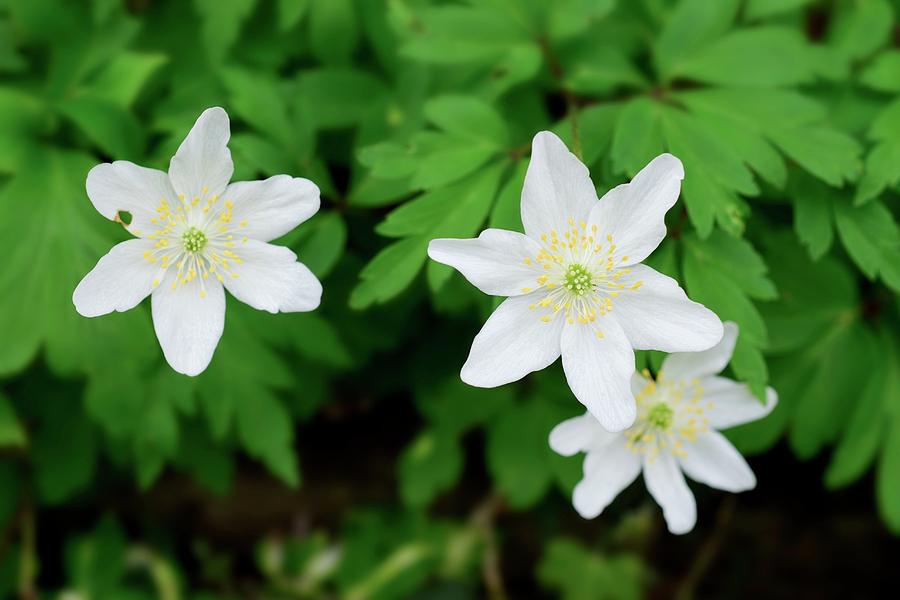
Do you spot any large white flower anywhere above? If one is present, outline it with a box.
[549,322,777,534]
[73,107,322,376]
[428,131,722,431]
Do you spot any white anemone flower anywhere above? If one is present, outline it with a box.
[428,131,722,431]
[549,322,777,534]
[73,107,322,376]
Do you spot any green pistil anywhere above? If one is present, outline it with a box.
[182,227,207,253]
[564,264,592,296]
[647,403,674,429]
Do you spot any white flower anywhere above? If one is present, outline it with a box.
[549,322,777,534]
[73,107,322,376]
[427,131,722,431]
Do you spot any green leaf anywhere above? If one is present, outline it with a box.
[291,211,347,278]
[400,5,531,65]
[654,0,739,79]
[825,339,891,488]
[33,398,99,504]
[278,0,309,31]
[675,27,819,87]
[562,43,646,94]
[85,52,168,108]
[744,0,814,20]
[538,538,648,600]
[398,430,463,507]
[878,412,900,534]
[409,133,499,189]
[0,149,158,379]
[489,160,526,232]
[766,126,861,187]
[236,390,299,488]
[760,233,857,354]
[423,95,508,148]
[682,233,770,391]
[350,236,429,310]
[833,198,900,280]
[827,0,894,62]
[0,394,26,447]
[789,323,876,459]
[193,0,257,62]
[59,96,144,159]
[674,88,861,186]
[222,67,294,148]
[856,98,900,204]
[309,0,358,65]
[415,377,513,436]
[358,142,419,180]
[487,398,567,509]
[790,173,836,260]
[67,516,127,598]
[611,98,664,177]
[354,162,505,308]
[661,106,755,236]
[860,50,900,93]
[297,68,387,129]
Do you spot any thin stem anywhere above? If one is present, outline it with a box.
[673,496,737,600]
[127,546,181,600]
[470,492,507,600]
[537,36,583,160]
[17,498,37,600]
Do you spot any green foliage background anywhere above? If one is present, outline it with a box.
[1,0,900,597]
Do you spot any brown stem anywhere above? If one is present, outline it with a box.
[470,492,507,600]
[537,37,583,160]
[673,496,737,600]
[17,496,37,600]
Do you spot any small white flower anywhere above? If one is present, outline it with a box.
[428,131,722,431]
[73,107,322,376]
[549,323,777,534]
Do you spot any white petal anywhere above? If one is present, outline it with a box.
[612,264,723,353]
[520,131,598,239]
[631,371,651,396]
[224,175,320,242]
[703,377,778,430]
[643,452,697,535]
[151,274,225,377]
[168,107,233,201]
[573,443,641,519]
[85,161,176,232]
[588,153,684,264]
[73,239,160,317]
[549,412,619,457]
[222,240,322,313]
[461,293,563,388]
[428,229,543,296]
[560,317,636,432]
[662,321,738,380]
[678,431,756,493]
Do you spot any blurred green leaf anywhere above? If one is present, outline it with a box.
[398,430,463,508]
[538,538,648,600]
[0,393,26,447]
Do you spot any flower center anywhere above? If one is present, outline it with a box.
[182,227,207,253]
[564,263,592,296]
[523,217,643,336]
[139,187,252,297]
[624,370,711,461]
[647,402,674,429]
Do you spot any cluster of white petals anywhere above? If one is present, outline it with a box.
[429,131,723,432]
[428,132,776,534]
[73,108,322,376]
[550,323,777,534]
